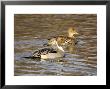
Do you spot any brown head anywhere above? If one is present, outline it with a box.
[68,27,79,38]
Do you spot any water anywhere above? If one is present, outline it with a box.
[14,14,97,76]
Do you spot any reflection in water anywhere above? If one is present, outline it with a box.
[14,14,97,76]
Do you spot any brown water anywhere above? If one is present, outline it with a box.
[14,14,97,76]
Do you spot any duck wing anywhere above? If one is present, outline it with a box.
[33,48,57,57]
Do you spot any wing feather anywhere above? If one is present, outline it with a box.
[33,48,57,57]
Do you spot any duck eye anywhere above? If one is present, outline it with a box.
[65,40,68,43]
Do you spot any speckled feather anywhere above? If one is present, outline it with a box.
[33,48,57,58]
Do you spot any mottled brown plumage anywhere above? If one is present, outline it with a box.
[48,27,79,46]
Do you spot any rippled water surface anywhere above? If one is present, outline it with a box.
[14,14,97,76]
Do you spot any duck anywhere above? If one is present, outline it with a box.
[48,27,79,46]
[32,39,65,59]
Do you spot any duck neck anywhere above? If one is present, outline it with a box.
[68,32,74,38]
[68,34,75,38]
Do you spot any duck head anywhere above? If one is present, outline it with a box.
[48,38,56,45]
[68,27,79,38]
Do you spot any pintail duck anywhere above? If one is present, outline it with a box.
[32,39,64,59]
[48,27,79,46]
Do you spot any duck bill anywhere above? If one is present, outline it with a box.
[74,31,79,35]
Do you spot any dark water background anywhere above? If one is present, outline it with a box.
[14,14,97,76]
